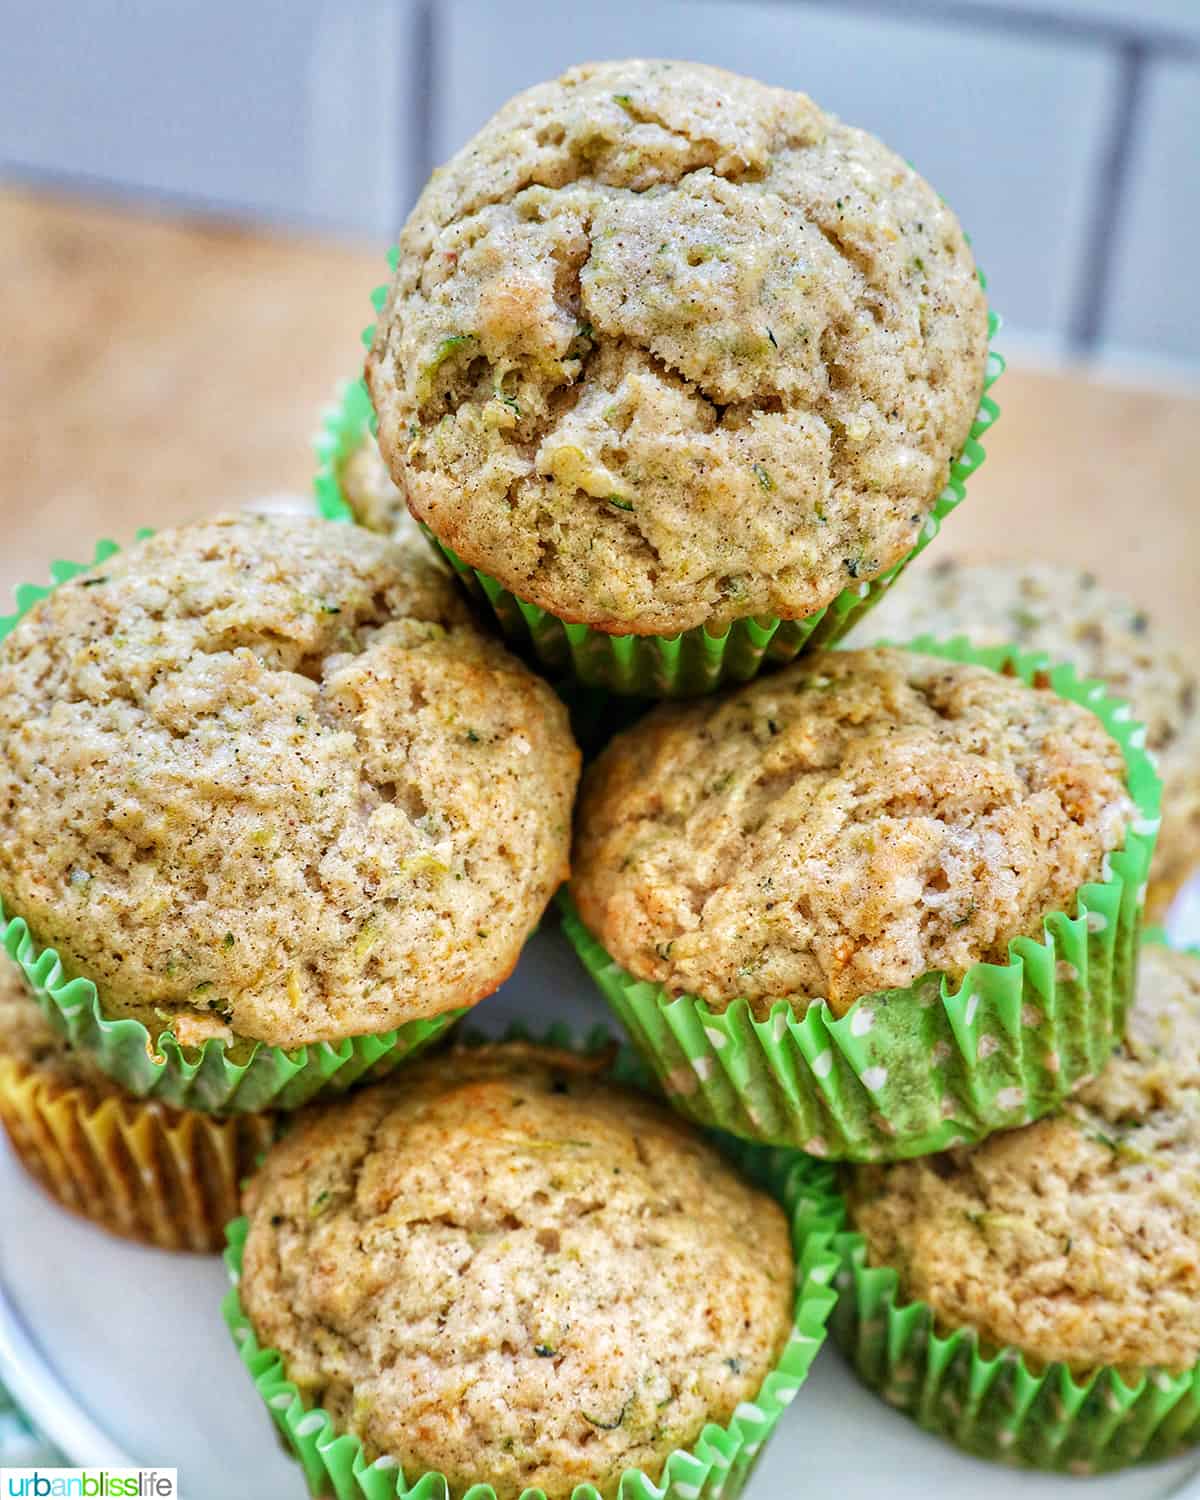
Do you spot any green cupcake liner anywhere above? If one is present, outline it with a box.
[560,637,1162,1161]
[0,541,465,1114]
[818,934,1200,1474]
[319,270,1001,698]
[221,1022,843,1500]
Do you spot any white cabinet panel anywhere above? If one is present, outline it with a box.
[0,0,411,237]
[1104,59,1200,362]
[433,0,1119,343]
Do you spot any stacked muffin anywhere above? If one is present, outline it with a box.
[0,512,580,1244]
[4,54,1195,1499]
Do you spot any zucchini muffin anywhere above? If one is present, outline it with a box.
[852,558,1200,917]
[572,645,1135,1016]
[367,58,990,638]
[847,942,1200,1374]
[0,515,579,1051]
[238,1041,795,1500]
[0,955,275,1250]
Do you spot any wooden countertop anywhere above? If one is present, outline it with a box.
[3,183,1198,637]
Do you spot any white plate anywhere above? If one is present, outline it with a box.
[3,894,1200,1500]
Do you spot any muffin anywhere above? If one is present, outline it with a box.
[0,516,580,1109]
[851,558,1200,918]
[564,641,1160,1158]
[338,422,411,540]
[0,953,275,1250]
[366,59,997,695]
[837,940,1200,1471]
[226,1039,827,1500]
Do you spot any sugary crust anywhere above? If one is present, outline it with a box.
[853,558,1200,915]
[572,646,1134,1016]
[0,516,580,1049]
[240,1043,794,1499]
[849,945,1200,1374]
[368,59,989,636]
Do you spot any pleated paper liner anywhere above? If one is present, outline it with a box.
[0,1053,277,1252]
[560,637,1162,1161]
[0,541,465,1114]
[816,936,1200,1474]
[221,1022,843,1500]
[318,276,1001,698]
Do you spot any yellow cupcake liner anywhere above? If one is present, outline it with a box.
[0,1053,277,1252]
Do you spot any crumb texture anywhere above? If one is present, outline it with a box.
[240,1043,795,1500]
[0,516,580,1049]
[341,434,411,540]
[368,59,989,636]
[0,953,114,1090]
[853,557,1200,915]
[572,646,1134,1016]
[849,945,1200,1373]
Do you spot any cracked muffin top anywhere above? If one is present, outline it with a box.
[239,1041,795,1500]
[367,59,990,637]
[848,943,1200,1374]
[572,646,1135,1017]
[0,516,580,1051]
[852,557,1200,917]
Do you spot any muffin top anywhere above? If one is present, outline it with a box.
[0,954,115,1092]
[240,1041,795,1500]
[852,559,1196,763]
[368,59,989,637]
[0,516,580,1051]
[572,646,1135,1017]
[853,557,1200,913]
[848,943,1200,1373]
[340,432,410,539]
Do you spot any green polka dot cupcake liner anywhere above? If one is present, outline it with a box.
[220,1021,843,1500]
[813,935,1200,1474]
[560,636,1162,1162]
[315,268,1002,699]
[0,541,464,1114]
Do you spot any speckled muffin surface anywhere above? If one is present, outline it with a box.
[340,432,411,540]
[367,59,990,637]
[852,558,1200,915]
[0,516,580,1051]
[572,646,1135,1017]
[239,1042,795,1500]
[0,954,115,1092]
[848,943,1200,1373]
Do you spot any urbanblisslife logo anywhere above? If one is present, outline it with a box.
[1,1472,177,1498]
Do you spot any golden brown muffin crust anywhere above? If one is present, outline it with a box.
[241,1042,795,1500]
[572,646,1135,1016]
[368,59,989,636]
[848,945,1200,1374]
[0,516,580,1050]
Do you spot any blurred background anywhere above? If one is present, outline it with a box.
[1,0,1197,626]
